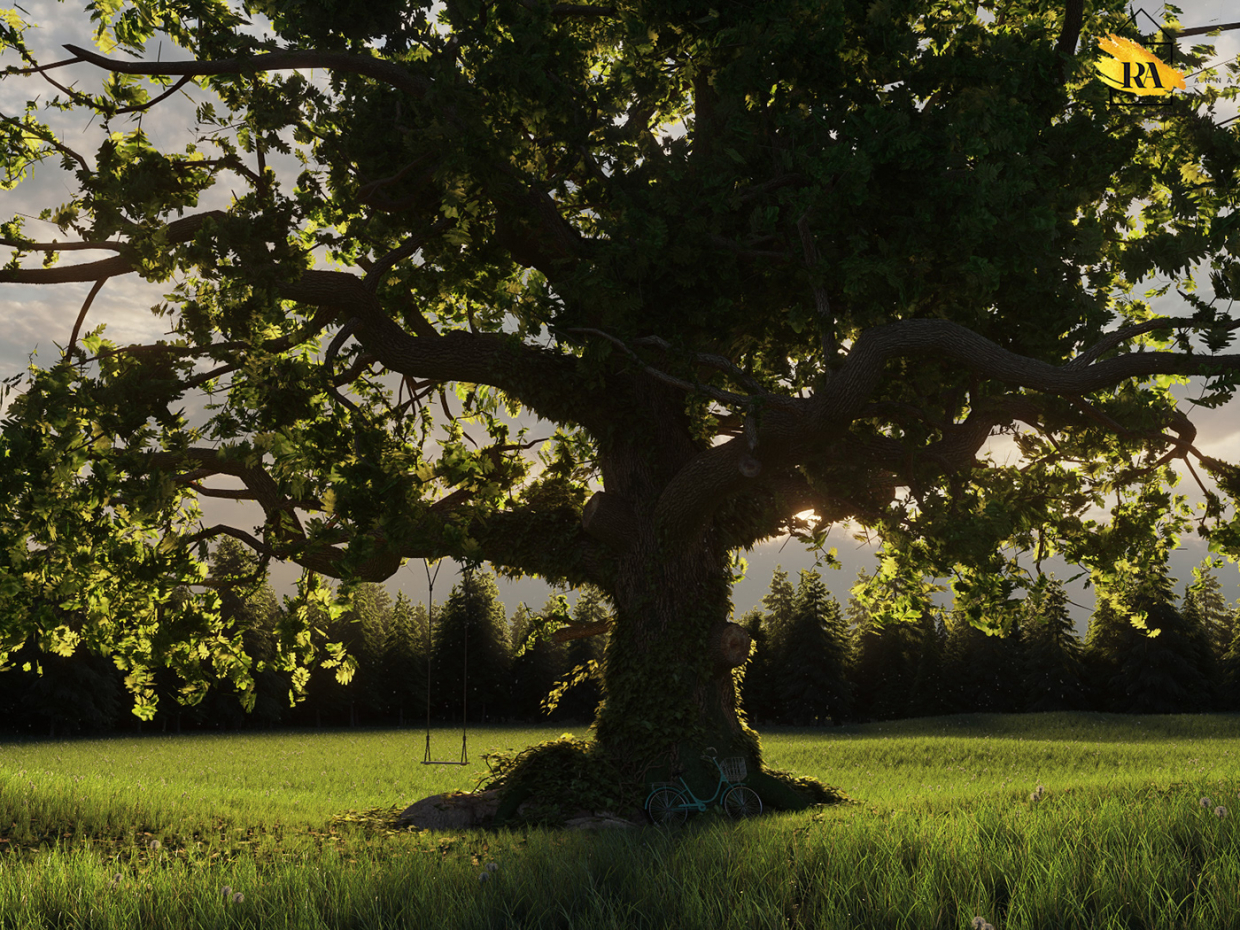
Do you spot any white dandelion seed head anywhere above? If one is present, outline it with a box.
[486,861,499,872]
[149,839,161,851]
[1215,806,1228,819]
[479,872,491,883]
[233,892,245,903]
[971,918,988,930]
[221,886,232,898]
[1200,797,1212,808]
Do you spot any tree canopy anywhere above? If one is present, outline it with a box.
[3,0,1240,805]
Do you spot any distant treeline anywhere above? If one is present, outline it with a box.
[3,539,1239,737]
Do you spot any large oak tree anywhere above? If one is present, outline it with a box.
[3,0,1240,810]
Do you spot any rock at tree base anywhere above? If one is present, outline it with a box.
[396,790,641,831]
[561,812,639,830]
[397,790,506,830]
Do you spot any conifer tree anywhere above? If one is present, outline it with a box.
[941,604,1026,714]
[380,593,428,725]
[848,569,925,721]
[762,568,798,646]
[777,571,853,725]
[739,567,801,724]
[905,609,950,718]
[1082,583,1124,712]
[1182,558,1232,706]
[431,568,512,723]
[348,583,394,725]
[1021,576,1088,712]
[1220,613,1240,712]
[1087,563,1212,714]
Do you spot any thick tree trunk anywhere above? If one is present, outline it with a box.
[493,390,822,822]
[590,531,762,799]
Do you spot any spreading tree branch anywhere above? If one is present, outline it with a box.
[654,318,1240,545]
[63,44,433,101]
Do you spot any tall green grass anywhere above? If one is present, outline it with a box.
[1,713,1238,929]
[0,726,585,831]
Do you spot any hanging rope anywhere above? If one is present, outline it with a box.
[422,558,468,765]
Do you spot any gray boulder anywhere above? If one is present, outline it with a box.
[396,789,505,830]
[396,791,644,831]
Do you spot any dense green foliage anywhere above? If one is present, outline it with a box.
[0,551,607,735]
[4,0,1240,811]
[5,555,1240,734]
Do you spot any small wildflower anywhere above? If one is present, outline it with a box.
[1200,796,1212,809]
[485,861,499,872]
[233,892,245,904]
[1215,806,1228,819]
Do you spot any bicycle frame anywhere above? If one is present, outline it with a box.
[654,754,735,814]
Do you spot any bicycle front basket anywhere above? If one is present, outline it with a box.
[720,757,747,782]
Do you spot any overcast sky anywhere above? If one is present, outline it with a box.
[2,1,1240,635]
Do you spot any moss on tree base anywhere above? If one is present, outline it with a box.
[749,768,854,809]
[483,736,852,827]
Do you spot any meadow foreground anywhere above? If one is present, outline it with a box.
[1,713,1238,929]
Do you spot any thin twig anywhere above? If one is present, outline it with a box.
[66,276,110,358]
[363,217,453,295]
[563,327,756,407]
[1067,317,1240,370]
[5,55,86,76]
[113,74,195,115]
[629,334,765,393]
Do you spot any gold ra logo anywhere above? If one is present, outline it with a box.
[1095,34,1186,96]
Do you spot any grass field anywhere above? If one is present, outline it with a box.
[1,713,1238,929]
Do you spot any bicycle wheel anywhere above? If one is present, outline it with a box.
[646,787,688,825]
[722,785,762,819]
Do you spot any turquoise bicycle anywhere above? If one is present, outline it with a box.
[644,747,763,824]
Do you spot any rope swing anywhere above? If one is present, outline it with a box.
[421,558,469,765]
